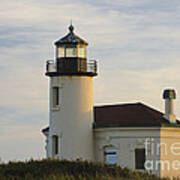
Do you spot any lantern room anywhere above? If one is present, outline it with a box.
[46,24,97,77]
[55,25,88,59]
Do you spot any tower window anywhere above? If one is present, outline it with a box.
[52,135,58,155]
[53,87,59,107]
[135,148,145,170]
[104,146,117,165]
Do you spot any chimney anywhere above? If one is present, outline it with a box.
[163,89,176,123]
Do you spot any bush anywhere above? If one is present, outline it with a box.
[0,159,175,180]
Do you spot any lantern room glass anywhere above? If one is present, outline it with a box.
[66,48,76,57]
[57,47,65,58]
[78,47,86,58]
[57,45,87,58]
[78,44,86,58]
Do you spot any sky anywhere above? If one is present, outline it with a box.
[1,0,180,162]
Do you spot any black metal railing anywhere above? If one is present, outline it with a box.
[46,60,56,72]
[87,60,97,74]
[46,60,97,74]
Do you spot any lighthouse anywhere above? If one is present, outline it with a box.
[44,24,97,160]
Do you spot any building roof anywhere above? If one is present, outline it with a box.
[94,102,180,128]
[55,25,88,46]
[42,102,180,133]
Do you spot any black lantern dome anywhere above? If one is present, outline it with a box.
[55,25,88,46]
[46,24,97,77]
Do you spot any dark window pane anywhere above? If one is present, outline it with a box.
[53,87,59,107]
[53,135,58,155]
[135,149,145,170]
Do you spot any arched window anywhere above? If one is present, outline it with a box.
[104,146,118,165]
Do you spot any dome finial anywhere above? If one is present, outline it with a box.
[69,20,74,33]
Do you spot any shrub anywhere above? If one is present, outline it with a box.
[0,159,176,180]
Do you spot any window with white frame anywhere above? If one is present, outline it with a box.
[104,146,117,165]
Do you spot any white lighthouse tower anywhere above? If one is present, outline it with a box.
[43,24,97,160]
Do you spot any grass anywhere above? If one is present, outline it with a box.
[0,159,176,180]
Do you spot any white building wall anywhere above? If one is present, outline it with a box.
[47,76,94,160]
[94,127,161,176]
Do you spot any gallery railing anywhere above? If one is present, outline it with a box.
[46,60,97,74]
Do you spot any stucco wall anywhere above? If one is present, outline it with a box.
[48,76,94,160]
[94,127,161,176]
[160,127,180,178]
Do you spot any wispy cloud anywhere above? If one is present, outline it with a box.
[1,0,180,161]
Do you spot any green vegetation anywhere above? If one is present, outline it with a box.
[0,159,175,180]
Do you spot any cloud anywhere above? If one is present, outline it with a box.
[94,60,180,118]
[1,0,180,161]
[0,126,45,162]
